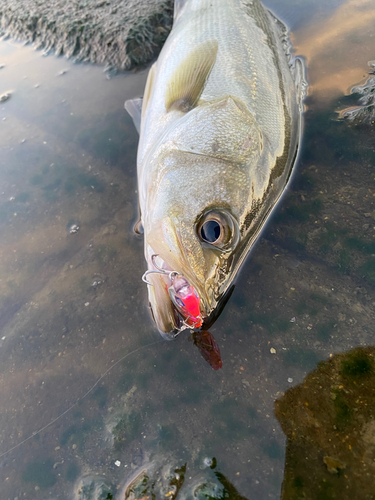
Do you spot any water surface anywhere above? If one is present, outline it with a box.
[1,1,375,498]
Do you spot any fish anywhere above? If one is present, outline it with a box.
[126,0,305,339]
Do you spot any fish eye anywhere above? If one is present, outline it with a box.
[200,220,222,243]
[196,210,239,250]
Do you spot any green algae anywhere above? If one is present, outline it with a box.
[292,172,316,192]
[274,198,323,225]
[295,300,308,315]
[340,350,373,381]
[345,236,375,254]
[276,347,375,500]
[283,237,306,254]
[332,390,352,428]
[336,248,351,273]
[310,293,329,305]
[292,476,304,489]
[359,258,375,285]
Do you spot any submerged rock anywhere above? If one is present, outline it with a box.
[275,347,375,500]
[0,0,173,70]
[74,475,114,500]
[121,461,249,500]
[0,91,11,102]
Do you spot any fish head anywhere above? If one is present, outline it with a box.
[141,96,297,337]
[143,147,261,337]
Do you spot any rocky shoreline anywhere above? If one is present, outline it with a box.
[0,0,173,70]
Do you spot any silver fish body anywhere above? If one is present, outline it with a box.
[128,0,305,337]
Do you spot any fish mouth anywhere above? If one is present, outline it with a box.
[144,253,206,339]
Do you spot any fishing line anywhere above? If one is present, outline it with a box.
[0,339,163,459]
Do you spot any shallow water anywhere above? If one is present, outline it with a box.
[1,0,375,499]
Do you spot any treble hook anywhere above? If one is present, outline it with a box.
[172,324,194,337]
[142,254,180,286]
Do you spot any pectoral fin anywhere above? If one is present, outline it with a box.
[124,98,143,133]
[174,0,188,21]
[142,63,156,119]
[165,40,218,112]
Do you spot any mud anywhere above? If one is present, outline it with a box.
[0,0,173,70]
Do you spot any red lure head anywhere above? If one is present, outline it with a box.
[169,275,203,328]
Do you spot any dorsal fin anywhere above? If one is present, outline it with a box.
[174,0,188,21]
[165,39,218,113]
[124,98,143,133]
[293,57,307,112]
[266,9,307,110]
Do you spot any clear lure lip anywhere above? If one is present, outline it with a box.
[168,274,203,329]
[142,254,203,332]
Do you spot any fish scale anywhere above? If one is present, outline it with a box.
[126,0,305,335]
[140,2,279,164]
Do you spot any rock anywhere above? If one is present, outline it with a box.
[275,347,375,499]
[73,475,113,500]
[0,92,11,103]
[0,0,174,70]
[323,456,346,474]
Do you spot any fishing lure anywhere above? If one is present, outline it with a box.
[142,255,203,330]
[169,275,202,328]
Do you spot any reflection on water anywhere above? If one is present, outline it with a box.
[1,0,375,498]
[340,63,375,125]
[276,347,375,499]
[294,0,375,101]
